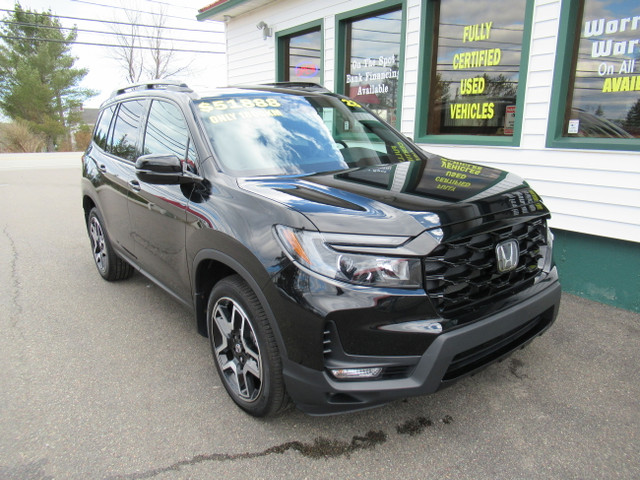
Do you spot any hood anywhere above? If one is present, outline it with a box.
[239,156,549,239]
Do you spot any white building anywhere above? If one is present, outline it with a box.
[197,0,640,311]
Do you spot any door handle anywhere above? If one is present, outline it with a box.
[98,164,107,173]
[129,180,141,191]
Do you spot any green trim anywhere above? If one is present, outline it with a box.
[334,0,406,130]
[414,0,534,147]
[275,20,324,84]
[414,0,437,140]
[276,20,323,40]
[547,136,640,152]
[553,230,640,313]
[412,134,519,147]
[196,0,249,21]
[546,1,640,152]
[546,0,579,149]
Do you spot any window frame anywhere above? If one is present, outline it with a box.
[143,99,189,160]
[334,0,406,130]
[275,20,324,84]
[414,0,534,146]
[92,105,116,151]
[106,99,148,162]
[546,0,640,151]
[143,98,203,174]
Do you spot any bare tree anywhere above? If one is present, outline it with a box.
[146,11,191,80]
[111,9,144,83]
[110,5,191,83]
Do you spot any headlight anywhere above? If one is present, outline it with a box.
[275,225,422,288]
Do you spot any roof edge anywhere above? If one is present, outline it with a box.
[197,0,249,21]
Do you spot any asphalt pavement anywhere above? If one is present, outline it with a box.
[0,153,639,479]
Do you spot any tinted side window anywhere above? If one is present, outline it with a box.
[108,100,146,161]
[143,100,198,165]
[93,105,115,150]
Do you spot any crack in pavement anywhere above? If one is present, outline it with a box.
[106,430,387,480]
[2,225,23,320]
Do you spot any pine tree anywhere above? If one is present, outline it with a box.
[624,98,640,135]
[0,3,96,150]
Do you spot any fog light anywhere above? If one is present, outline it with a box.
[330,367,383,379]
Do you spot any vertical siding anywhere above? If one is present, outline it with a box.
[220,0,640,244]
[400,0,422,137]
[521,0,561,149]
[323,15,335,91]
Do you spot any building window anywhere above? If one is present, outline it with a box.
[337,2,404,126]
[548,0,639,150]
[277,22,322,85]
[425,0,528,138]
[564,0,639,139]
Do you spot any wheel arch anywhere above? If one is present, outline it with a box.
[82,194,97,222]
[192,249,288,361]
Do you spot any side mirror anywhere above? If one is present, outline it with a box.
[135,154,203,185]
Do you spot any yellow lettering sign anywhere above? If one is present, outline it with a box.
[453,48,502,70]
[449,102,495,120]
[462,22,493,42]
[601,75,640,93]
[460,76,486,95]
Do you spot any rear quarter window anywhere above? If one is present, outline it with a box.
[93,105,115,150]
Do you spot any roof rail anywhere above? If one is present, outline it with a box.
[258,82,331,93]
[110,80,193,98]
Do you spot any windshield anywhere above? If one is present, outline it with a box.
[194,93,422,176]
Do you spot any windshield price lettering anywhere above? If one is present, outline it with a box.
[198,98,282,112]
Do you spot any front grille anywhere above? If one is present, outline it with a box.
[424,218,547,317]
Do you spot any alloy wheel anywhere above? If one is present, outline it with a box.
[89,216,108,274]
[212,297,263,402]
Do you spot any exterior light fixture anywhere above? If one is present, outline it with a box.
[256,21,272,39]
[330,367,383,380]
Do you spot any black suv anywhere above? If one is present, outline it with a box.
[82,81,561,416]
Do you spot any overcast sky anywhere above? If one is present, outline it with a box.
[1,0,227,108]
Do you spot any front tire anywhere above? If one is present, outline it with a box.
[87,207,133,281]
[207,275,288,417]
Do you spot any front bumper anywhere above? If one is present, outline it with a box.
[282,277,561,415]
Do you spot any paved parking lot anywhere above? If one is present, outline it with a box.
[1,154,639,479]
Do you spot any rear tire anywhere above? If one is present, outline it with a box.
[87,207,133,281]
[207,275,288,417]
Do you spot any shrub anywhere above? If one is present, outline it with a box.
[74,124,93,151]
[0,120,46,153]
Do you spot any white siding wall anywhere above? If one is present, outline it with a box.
[224,0,378,86]
[221,0,640,244]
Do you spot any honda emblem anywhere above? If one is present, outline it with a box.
[496,239,519,273]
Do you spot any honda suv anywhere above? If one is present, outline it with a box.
[82,81,561,416]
